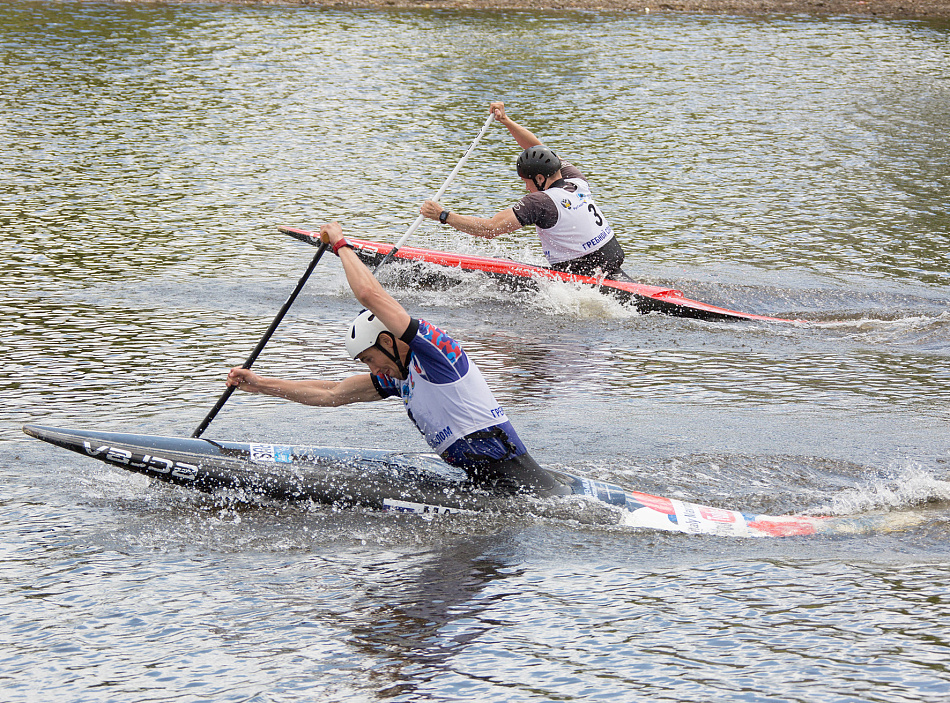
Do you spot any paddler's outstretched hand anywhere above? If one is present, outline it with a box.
[227,367,261,393]
[489,100,542,151]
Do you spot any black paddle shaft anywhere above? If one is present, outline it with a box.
[191,242,330,438]
[373,247,400,273]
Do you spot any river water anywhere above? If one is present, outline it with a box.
[2,1,949,701]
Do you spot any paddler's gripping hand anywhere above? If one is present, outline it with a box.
[489,100,509,123]
[421,199,444,222]
[227,368,260,393]
[488,101,541,152]
[318,221,345,248]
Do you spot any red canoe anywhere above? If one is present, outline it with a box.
[279,225,802,324]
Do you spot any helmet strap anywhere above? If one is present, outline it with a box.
[375,332,410,379]
[532,175,547,192]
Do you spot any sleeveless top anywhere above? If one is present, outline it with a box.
[534,178,614,264]
[512,163,615,265]
[371,318,528,467]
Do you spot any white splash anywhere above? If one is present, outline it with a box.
[529,278,641,320]
[820,463,950,516]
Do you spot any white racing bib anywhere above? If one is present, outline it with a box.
[537,178,614,264]
[396,357,507,454]
[373,319,509,455]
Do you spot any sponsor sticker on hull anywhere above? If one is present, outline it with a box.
[249,444,294,463]
[383,499,476,516]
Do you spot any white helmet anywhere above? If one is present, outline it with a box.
[345,310,390,359]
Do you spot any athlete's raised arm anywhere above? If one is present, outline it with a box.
[489,101,543,151]
[319,221,411,337]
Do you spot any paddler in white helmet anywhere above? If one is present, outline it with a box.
[420,101,630,281]
[226,221,559,493]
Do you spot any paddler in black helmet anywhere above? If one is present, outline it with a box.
[226,222,560,494]
[420,101,629,281]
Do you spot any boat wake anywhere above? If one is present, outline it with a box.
[372,260,640,320]
[374,257,947,330]
[811,310,950,347]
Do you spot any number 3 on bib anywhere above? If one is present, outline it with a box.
[587,202,605,227]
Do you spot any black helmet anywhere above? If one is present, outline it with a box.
[516,145,561,179]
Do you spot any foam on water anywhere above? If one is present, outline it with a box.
[370,257,642,320]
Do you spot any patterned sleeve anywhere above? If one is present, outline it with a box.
[371,373,400,398]
[406,319,471,383]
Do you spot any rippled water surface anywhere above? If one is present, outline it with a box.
[2,2,949,701]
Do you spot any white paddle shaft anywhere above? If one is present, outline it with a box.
[381,112,496,263]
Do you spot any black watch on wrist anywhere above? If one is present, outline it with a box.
[439,210,450,224]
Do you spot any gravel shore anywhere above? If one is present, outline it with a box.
[157,0,950,21]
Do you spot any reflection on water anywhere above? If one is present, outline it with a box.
[342,536,521,697]
[3,2,950,702]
